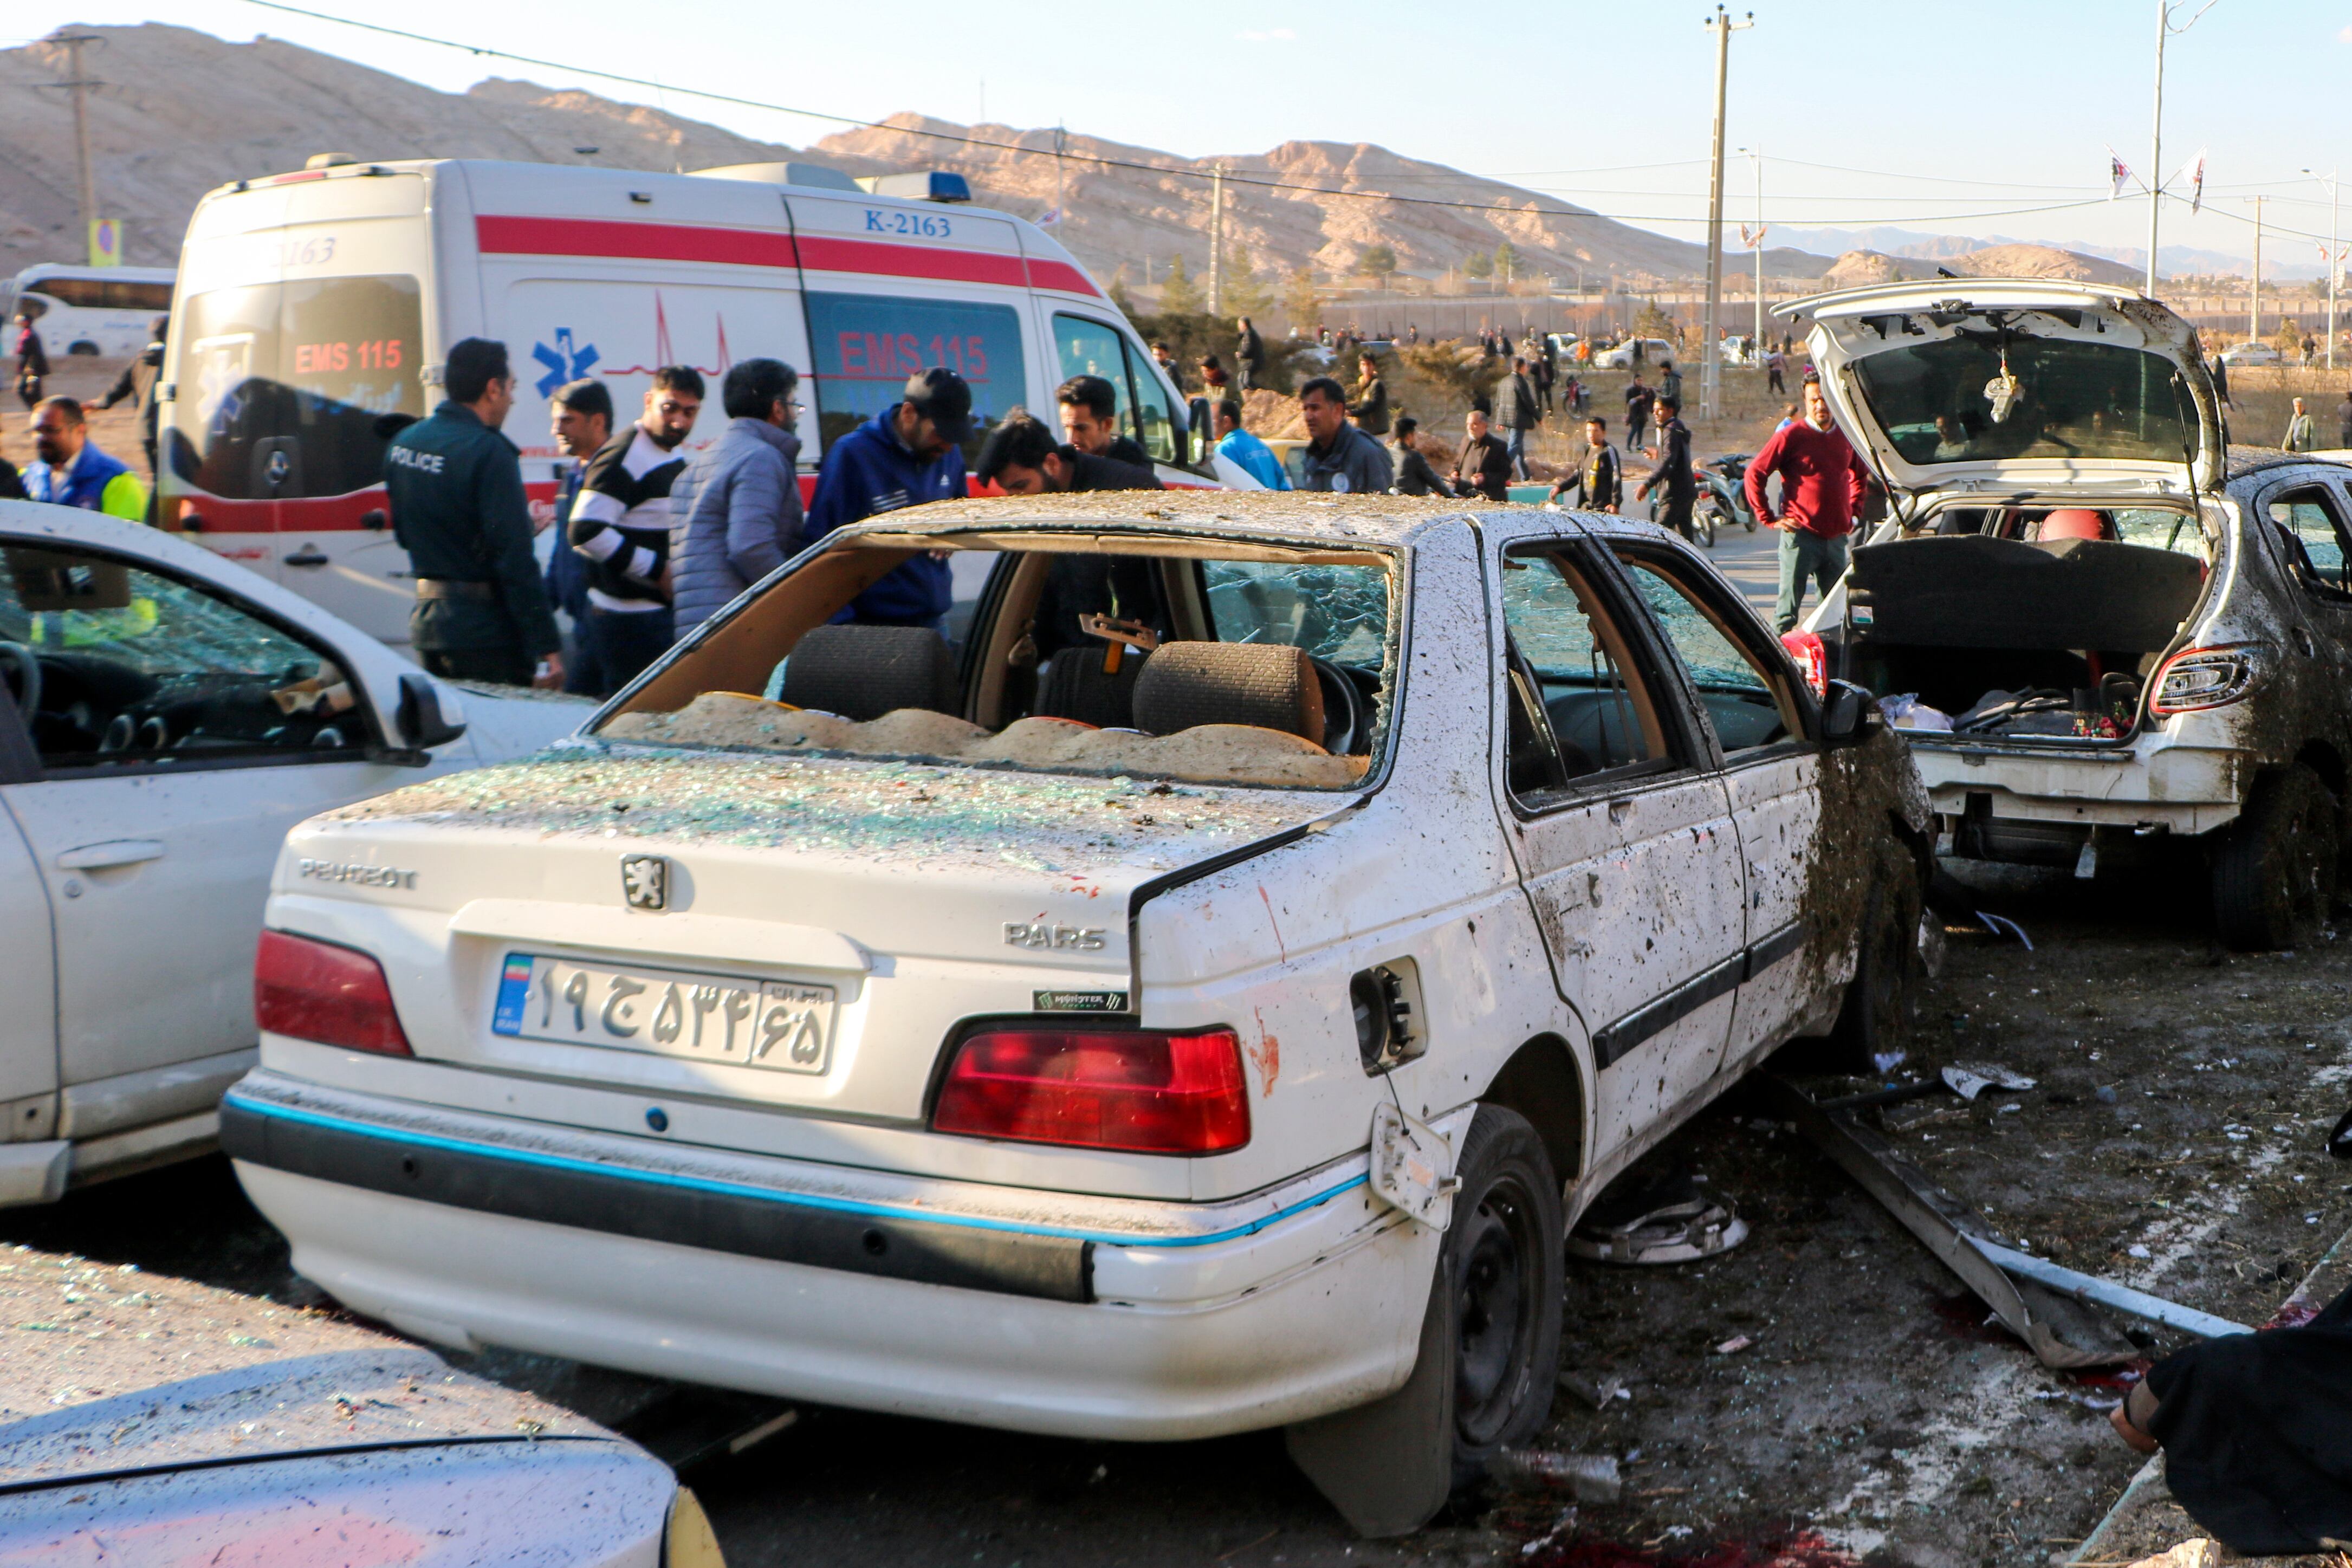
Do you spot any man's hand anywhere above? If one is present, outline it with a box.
[534,651,566,691]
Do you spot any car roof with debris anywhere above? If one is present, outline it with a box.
[2225,445,2352,483]
[840,489,1509,549]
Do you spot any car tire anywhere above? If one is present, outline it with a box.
[1285,1104,1562,1536]
[1828,847,1923,1075]
[1445,1105,1564,1481]
[2212,763,2338,951]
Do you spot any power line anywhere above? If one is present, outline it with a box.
[221,3,2148,239]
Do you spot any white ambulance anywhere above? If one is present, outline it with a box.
[157,158,1232,647]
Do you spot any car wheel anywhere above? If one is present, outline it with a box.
[2212,763,2338,951]
[1285,1104,1562,1537]
[1828,847,1922,1075]
[1446,1105,1563,1481]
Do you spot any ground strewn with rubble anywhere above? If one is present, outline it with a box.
[1,848,2343,1567]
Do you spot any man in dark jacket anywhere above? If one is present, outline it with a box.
[383,338,562,687]
[1236,317,1267,391]
[542,377,608,665]
[1451,409,1513,502]
[1623,374,1654,449]
[806,367,972,629]
[1657,360,1683,407]
[1495,357,1540,479]
[1057,374,1153,469]
[1390,415,1452,497]
[979,410,1163,494]
[96,314,166,485]
[1548,416,1621,512]
[1635,393,1697,540]
[669,358,804,639]
[1297,376,1395,494]
[1347,351,1391,436]
[565,365,701,696]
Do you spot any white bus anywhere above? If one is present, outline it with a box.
[157,158,1242,646]
[4,265,176,358]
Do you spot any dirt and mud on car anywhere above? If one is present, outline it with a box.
[219,491,1927,1536]
[1791,279,2352,949]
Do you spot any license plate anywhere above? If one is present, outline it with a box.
[491,953,834,1075]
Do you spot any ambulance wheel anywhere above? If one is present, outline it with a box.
[2213,763,2337,951]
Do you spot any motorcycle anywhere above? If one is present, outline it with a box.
[1641,453,1759,549]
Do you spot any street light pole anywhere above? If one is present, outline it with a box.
[1748,146,1765,347]
[2310,169,2340,372]
[2146,0,2165,296]
[1699,7,1752,424]
[2248,195,2263,348]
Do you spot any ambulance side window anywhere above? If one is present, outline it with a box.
[1051,315,1137,441]
[804,293,1028,464]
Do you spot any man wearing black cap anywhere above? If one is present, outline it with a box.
[806,367,973,628]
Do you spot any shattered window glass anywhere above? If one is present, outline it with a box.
[2112,508,2205,555]
[1201,560,1390,666]
[0,544,361,766]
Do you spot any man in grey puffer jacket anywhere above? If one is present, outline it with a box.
[668,358,804,638]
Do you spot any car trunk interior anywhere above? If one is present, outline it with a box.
[1831,507,2211,744]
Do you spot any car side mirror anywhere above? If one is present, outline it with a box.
[396,672,467,754]
[1820,678,1876,747]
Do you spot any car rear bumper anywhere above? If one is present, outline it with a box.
[1912,739,2243,837]
[224,1071,1443,1440]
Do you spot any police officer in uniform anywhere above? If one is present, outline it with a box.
[383,338,563,687]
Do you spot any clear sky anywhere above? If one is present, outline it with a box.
[29,0,2352,268]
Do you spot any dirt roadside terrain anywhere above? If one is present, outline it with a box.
[1,848,2344,1568]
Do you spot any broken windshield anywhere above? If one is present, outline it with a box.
[1850,336,2195,469]
[597,537,1399,791]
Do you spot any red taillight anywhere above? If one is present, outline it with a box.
[931,1027,1249,1154]
[1781,629,1828,699]
[254,930,412,1057]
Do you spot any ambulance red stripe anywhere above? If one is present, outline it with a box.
[473,217,1100,296]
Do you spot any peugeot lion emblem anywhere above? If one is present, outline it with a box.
[265,448,291,487]
[621,854,668,911]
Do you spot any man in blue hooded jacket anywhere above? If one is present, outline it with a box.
[805,367,972,628]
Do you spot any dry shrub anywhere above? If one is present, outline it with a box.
[1245,388,1307,440]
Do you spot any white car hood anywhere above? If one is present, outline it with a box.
[1783,280,2222,500]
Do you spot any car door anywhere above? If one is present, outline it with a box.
[0,535,415,1133]
[2272,481,2352,694]
[1603,536,1827,1074]
[0,691,56,1128]
[1491,532,1745,1158]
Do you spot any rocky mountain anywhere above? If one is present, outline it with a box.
[1819,242,2141,290]
[1,23,1836,294]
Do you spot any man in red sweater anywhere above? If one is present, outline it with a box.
[1745,372,1875,633]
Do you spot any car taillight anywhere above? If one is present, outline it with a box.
[254,930,412,1057]
[2149,646,2258,716]
[931,1026,1249,1154]
[1781,629,1828,699]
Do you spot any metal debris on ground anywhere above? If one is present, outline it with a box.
[1713,1335,1754,1356]
[1557,1370,1631,1409]
[1973,910,2034,949]
[1942,1061,2038,1101]
[1567,1165,1750,1266]
[1488,1449,1623,1504]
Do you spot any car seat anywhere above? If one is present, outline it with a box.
[1131,642,1326,746]
[779,624,956,721]
[1036,643,1150,728]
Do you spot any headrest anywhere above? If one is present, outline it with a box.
[780,623,956,722]
[2036,508,2113,543]
[1132,642,1324,744]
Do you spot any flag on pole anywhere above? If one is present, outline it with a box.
[2108,150,2134,199]
[1740,223,1768,250]
[1037,206,1062,228]
[2169,148,2207,213]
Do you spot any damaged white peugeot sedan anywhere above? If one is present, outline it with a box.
[1793,278,2352,948]
[222,492,1926,1535]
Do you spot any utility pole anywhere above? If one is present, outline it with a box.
[1052,124,1066,233]
[44,33,104,264]
[2147,0,2165,296]
[2248,196,2263,347]
[2309,169,2340,371]
[1208,163,1226,318]
[1699,7,1753,423]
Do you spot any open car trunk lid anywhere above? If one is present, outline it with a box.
[277,744,1346,1123]
[1785,280,2223,502]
